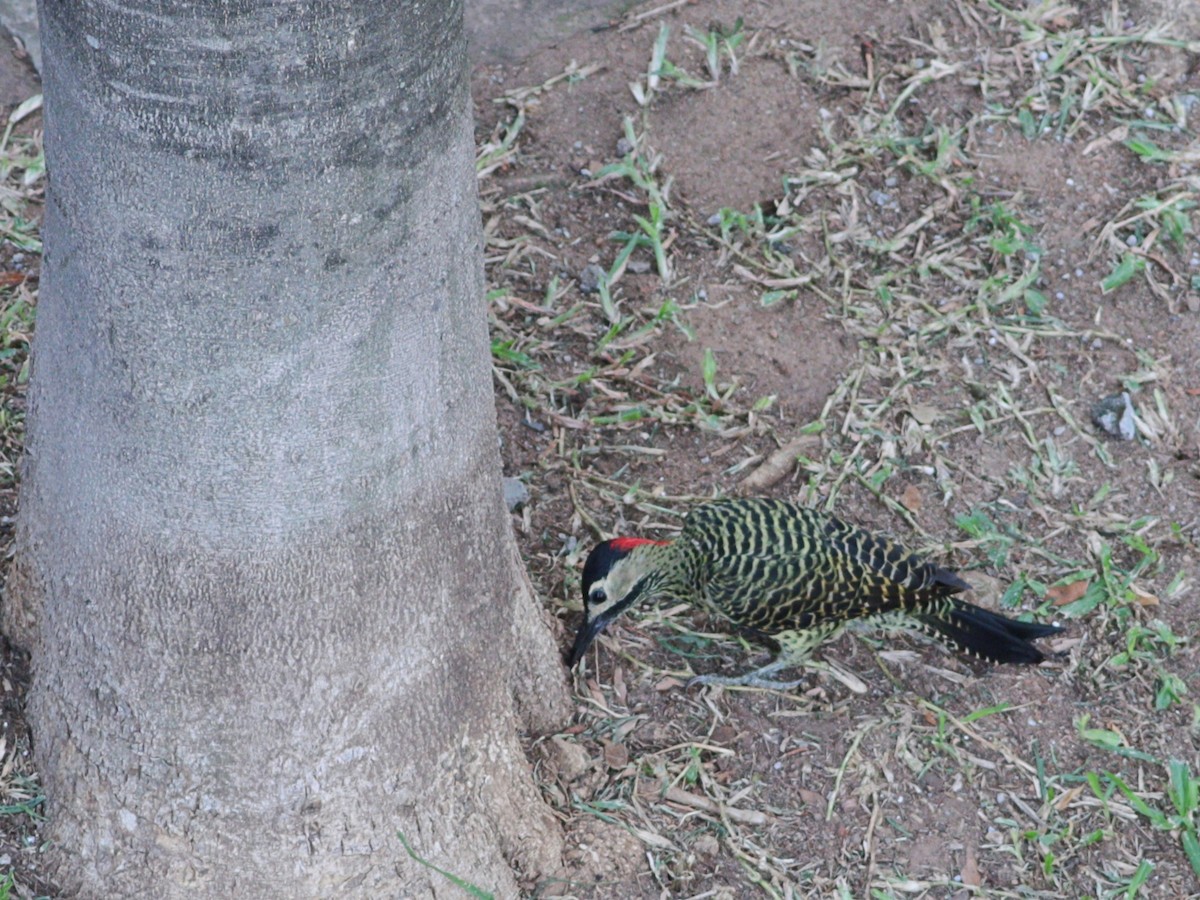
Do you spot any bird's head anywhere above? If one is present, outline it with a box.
[566,537,669,668]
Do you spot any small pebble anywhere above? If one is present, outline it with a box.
[1092,392,1137,441]
[869,190,891,206]
[1055,291,1065,300]
[578,263,606,293]
[1126,234,1139,247]
[1037,51,1049,62]
[615,137,635,156]
[1074,268,1083,277]
[1065,177,1075,187]
[502,477,530,512]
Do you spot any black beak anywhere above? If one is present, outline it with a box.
[566,614,609,668]
[565,578,649,669]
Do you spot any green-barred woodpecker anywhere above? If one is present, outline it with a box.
[568,497,1061,689]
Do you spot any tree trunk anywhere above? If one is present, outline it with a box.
[10,1,570,894]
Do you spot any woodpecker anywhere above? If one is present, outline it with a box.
[567,498,1061,689]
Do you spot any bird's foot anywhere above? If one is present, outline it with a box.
[687,671,808,691]
[688,658,867,694]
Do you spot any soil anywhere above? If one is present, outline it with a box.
[1,1,1199,897]
[475,0,1200,896]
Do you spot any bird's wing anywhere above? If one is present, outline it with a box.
[696,548,865,633]
[696,523,955,634]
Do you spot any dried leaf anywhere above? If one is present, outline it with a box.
[1054,785,1084,812]
[796,787,824,807]
[602,740,629,769]
[960,843,982,887]
[612,665,627,705]
[908,403,940,425]
[1047,578,1089,606]
[899,484,922,513]
[1130,587,1159,607]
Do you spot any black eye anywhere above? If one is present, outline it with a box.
[589,588,606,604]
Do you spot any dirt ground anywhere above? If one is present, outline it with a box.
[1,1,1200,897]
[475,0,1200,896]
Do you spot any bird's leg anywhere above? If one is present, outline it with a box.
[690,626,865,691]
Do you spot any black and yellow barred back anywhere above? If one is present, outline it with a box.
[675,498,970,633]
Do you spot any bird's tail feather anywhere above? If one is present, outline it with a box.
[917,598,1062,664]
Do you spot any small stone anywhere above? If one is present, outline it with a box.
[1126,234,1139,247]
[1091,392,1137,441]
[502,477,530,511]
[616,137,635,157]
[578,263,606,293]
[869,190,891,206]
[547,735,591,782]
[628,259,652,274]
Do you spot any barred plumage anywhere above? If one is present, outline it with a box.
[568,498,1061,689]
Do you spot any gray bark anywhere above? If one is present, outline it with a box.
[11,1,569,895]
